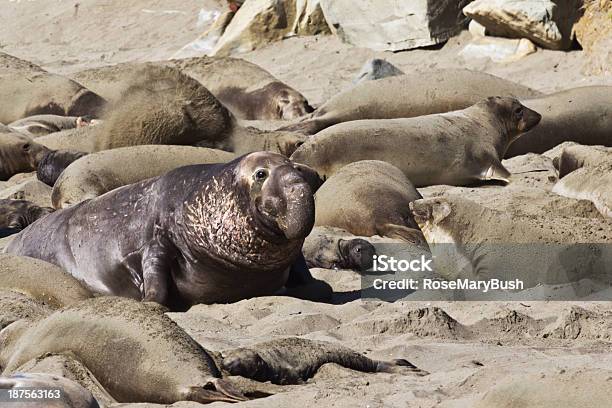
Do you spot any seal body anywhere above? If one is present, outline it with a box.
[553,161,612,218]
[0,297,245,404]
[51,145,235,209]
[0,199,53,231]
[37,150,88,187]
[8,114,93,137]
[170,57,313,120]
[7,153,319,309]
[292,97,542,186]
[314,161,425,244]
[0,52,106,124]
[0,133,50,180]
[506,86,612,157]
[281,69,542,134]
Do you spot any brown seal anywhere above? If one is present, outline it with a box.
[0,199,53,231]
[291,97,542,186]
[281,68,542,135]
[0,132,50,181]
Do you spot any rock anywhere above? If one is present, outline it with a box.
[292,0,331,35]
[459,36,537,63]
[320,0,471,51]
[574,0,612,75]
[211,0,330,56]
[468,19,488,37]
[463,0,582,50]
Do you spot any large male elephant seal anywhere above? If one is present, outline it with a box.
[0,132,50,180]
[281,69,542,135]
[170,57,314,120]
[7,152,328,309]
[0,297,422,404]
[37,149,88,187]
[314,161,426,245]
[71,58,313,121]
[0,52,106,124]
[8,114,96,137]
[506,86,612,157]
[51,145,235,209]
[0,199,53,231]
[291,97,542,186]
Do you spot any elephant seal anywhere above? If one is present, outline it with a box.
[292,97,542,186]
[0,199,53,231]
[409,197,612,289]
[0,297,421,403]
[37,150,88,187]
[303,226,376,270]
[0,297,249,404]
[35,127,97,153]
[0,133,50,181]
[281,69,542,135]
[506,86,612,157]
[51,145,235,209]
[220,337,426,385]
[553,162,612,218]
[555,143,612,178]
[0,289,53,329]
[0,52,106,124]
[171,57,314,120]
[0,254,92,309]
[71,59,313,121]
[353,58,404,84]
[0,373,99,408]
[8,114,95,137]
[7,152,327,309]
[314,161,426,246]
[67,65,306,156]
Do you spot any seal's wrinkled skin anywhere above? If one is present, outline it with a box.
[0,199,53,231]
[6,152,322,310]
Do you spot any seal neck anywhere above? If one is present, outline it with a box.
[177,166,302,271]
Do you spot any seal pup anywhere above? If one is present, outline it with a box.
[506,86,612,157]
[0,253,92,309]
[7,152,329,309]
[0,132,50,181]
[303,226,376,271]
[314,161,426,245]
[292,97,542,186]
[0,373,99,408]
[50,145,235,209]
[0,52,106,124]
[410,197,612,289]
[353,58,404,84]
[219,337,427,385]
[37,150,88,187]
[281,69,542,135]
[0,199,53,231]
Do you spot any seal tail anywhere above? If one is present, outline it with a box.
[376,359,429,376]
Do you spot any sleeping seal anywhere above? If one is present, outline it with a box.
[303,226,377,271]
[0,133,50,181]
[0,199,53,231]
[51,145,235,209]
[291,97,542,186]
[281,69,542,135]
[8,114,95,137]
[313,161,426,245]
[7,152,329,309]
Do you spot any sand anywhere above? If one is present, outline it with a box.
[1,1,611,407]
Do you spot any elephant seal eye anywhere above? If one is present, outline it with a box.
[254,169,268,181]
